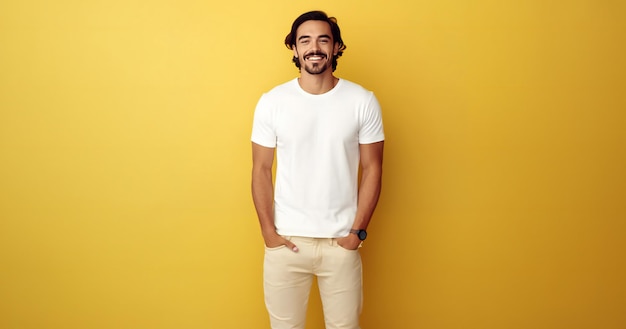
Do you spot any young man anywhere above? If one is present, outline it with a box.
[251,10,384,329]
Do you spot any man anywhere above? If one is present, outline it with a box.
[251,10,384,329]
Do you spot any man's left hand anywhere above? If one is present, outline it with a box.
[337,234,362,250]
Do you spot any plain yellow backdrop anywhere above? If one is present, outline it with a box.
[1,1,624,328]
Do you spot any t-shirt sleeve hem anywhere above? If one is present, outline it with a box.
[251,138,276,148]
[359,135,385,144]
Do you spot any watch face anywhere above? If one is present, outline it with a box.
[358,230,367,240]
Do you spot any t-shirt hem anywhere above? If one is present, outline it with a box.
[276,230,349,239]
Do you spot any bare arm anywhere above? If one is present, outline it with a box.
[251,142,298,251]
[338,141,384,249]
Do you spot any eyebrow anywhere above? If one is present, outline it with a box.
[297,34,332,41]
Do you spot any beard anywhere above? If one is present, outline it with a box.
[303,61,329,75]
[299,51,332,75]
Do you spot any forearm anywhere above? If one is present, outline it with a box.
[251,167,276,234]
[352,165,382,230]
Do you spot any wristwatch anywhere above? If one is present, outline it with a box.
[350,229,367,241]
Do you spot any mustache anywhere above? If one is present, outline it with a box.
[304,51,328,59]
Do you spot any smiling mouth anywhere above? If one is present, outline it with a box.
[305,54,326,61]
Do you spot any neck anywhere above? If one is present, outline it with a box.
[297,71,338,95]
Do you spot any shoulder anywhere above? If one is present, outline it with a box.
[255,79,299,110]
[337,79,375,98]
[264,78,299,98]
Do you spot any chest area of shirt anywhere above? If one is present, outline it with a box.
[275,105,359,143]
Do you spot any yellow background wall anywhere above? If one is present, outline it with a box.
[1,1,624,328]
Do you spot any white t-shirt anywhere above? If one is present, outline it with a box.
[251,78,384,238]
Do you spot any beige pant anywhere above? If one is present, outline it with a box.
[264,236,363,329]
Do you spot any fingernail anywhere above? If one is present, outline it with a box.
[292,247,299,252]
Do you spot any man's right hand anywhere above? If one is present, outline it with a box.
[263,231,299,252]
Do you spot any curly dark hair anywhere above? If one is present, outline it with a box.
[284,11,347,72]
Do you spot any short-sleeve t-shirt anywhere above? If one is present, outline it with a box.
[251,78,384,238]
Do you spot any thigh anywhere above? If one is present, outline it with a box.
[316,241,363,329]
[264,239,315,329]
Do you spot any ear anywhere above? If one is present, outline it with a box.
[333,42,339,56]
[293,46,299,58]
